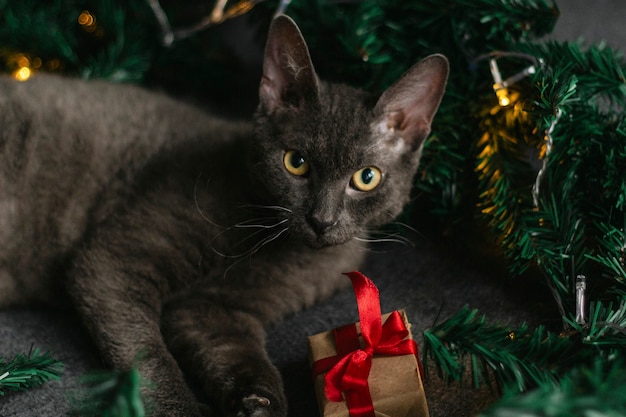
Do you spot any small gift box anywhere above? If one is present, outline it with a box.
[308,271,429,417]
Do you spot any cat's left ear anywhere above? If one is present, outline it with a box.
[259,15,319,113]
[374,54,449,151]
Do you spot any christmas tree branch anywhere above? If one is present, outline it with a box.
[521,41,626,103]
[480,357,626,417]
[0,0,154,82]
[71,368,147,417]
[0,348,63,395]
[423,307,574,392]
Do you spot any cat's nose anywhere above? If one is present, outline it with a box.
[306,215,337,235]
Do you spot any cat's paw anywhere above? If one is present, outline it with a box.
[239,394,271,416]
[233,393,285,417]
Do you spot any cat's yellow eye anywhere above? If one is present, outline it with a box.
[283,150,310,176]
[351,166,382,192]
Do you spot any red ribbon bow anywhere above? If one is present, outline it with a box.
[312,271,419,417]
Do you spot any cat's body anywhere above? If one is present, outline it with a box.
[0,16,447,417]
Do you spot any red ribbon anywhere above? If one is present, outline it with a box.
[311,271,419,417]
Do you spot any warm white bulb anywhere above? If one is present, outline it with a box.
[13,66,32,82]
[495,88,511,107]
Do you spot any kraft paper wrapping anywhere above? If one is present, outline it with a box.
[308,310,429,417]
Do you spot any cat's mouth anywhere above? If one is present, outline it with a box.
[301,225,353,249]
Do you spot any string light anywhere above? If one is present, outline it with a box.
[222,0,257,21]
[3,50,64,81]
[532,108,562,208]
[495,87,511,107]
[489,58,511,107]
[45,59,61,71]
[575,275,587,324]
[78,10,104,37]
[273,0,292,17]
[78,10,96,29]
[10,53,34,81]
[13,66,31,81]
[147,0,267,46]
[487,55,537,107]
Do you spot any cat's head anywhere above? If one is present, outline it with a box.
[251,15,448,249]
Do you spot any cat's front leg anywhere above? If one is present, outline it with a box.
[161,289,287,417]
[67,252,204,417]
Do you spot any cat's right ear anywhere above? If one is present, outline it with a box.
[259,15,319,113]
[374,54,449,152]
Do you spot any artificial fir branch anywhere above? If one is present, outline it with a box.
[458,34,626,402]
[480,358,626,417]
[587,219,626,287]
[0,348,63,395]
[520,41,626,103]
[572,298,626,347]
[282,0,559,222]
[473,89,540,272]
[76,0,154,82]
[0,0,81,69]
[470,36,626,315]
[284,0,558,89]
[0,0,154,81]
[71,368,146,417]
[423,307,575,392]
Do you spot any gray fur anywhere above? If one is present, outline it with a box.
[0,16,447,417]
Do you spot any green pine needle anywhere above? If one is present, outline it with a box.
[423,307,575,392]
[480,358,626,417]
[0,348,63,395]
[71,368,146,417]
[566,298,626,347]
[0,0,157,82]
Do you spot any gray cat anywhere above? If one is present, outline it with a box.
[0,15,448,417]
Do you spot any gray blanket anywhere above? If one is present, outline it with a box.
[0,238,550,417]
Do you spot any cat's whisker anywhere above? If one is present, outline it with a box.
[238,204,292,213]
[351,239,404,254]
[387,220,420,235]
[206,242,235,259]
[354,236,413,246]
[222,227,290,278]
[234,218,288,229]
[350,238,388,254]
[247,227,289,256]
[209,227,274,258]
[352,226,417,253]
[194,172,226,229]
[366,228,415,244]
[229,225,283,252]
[208,216,289,259]
[374,209,428,243]
[386,221,428,243]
